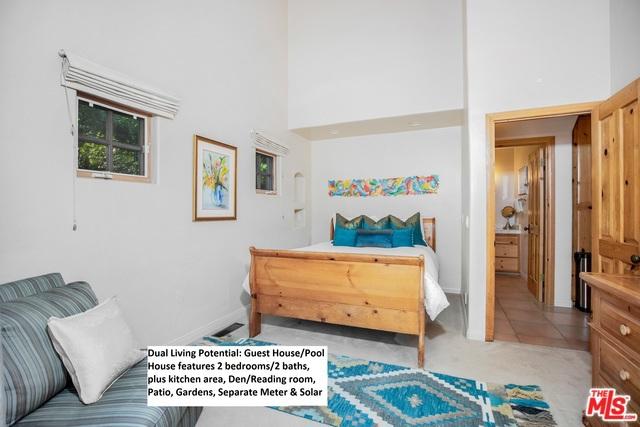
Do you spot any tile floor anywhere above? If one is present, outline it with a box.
[197,294,591,426]
[494,274,590,351]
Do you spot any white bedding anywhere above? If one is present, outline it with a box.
[242,242,449,320]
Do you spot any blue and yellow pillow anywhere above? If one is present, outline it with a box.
[334,213,422,248]
[389,213,426,246]
[362,215,390,230]
[335,213,362,229]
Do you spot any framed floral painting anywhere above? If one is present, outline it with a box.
[193,135,237,221]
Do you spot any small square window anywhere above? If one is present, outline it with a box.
[77,96,150,181]
[256,150,277,194]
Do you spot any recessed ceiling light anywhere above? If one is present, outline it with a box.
[408,122,423,127]
[328,129,339,135]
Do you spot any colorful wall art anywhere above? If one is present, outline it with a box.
[328,175,440,197]
[193,135,237,221]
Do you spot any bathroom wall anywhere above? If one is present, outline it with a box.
[494,148,516,230]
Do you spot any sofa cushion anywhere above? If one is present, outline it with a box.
[1,282,98,426]
[14,358,203,427]
[0,273,65,303]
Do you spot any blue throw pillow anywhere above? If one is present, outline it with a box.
[333,225,358,246]
[390,213,427,246]
[355,229,393,248]
[391,227,414,247]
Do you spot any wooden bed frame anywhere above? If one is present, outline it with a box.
[249,217,436,368]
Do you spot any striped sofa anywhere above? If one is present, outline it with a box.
[0,273,203,426]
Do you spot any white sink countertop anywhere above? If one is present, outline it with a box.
[496,228,523,235]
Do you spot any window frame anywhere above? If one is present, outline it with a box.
[76,93,152,183]
[255,149,278,195]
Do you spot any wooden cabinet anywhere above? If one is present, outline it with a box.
[582,273,640,426]
[495,233,520,273]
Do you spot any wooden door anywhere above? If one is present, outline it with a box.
[592,79,640,275]
[572,115,592,300]
[527,148,545,299]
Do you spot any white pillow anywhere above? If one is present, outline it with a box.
[47,297,145,404]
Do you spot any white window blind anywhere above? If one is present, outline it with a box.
[252,130,289,156]
[59,50,180,119]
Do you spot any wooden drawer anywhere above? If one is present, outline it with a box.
[496,257,519,272]
[496,244,518,258]
[495,234,518,245]
[598,338,640,409]
[600,295,640,358]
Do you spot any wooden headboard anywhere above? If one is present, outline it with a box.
[329,216,437,252]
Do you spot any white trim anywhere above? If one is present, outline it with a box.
[167,306,247,345]
[60,50,179,119]
[441,286,462,294]
[252,130,289,156]
[255,149,280,196]
[466,325,485,341]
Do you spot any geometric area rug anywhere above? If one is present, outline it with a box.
[202,336,556,427]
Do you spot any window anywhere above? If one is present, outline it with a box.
[256,150,277,193]
[77,96,150,181]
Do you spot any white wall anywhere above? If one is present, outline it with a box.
[494,148,516,226]
[288,0,464,129]
[610,0,640,93]
[310,127,462,293]
[0,0,311,346]
[464,0,611,339]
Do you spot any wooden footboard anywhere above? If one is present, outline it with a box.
[248,247,426,367]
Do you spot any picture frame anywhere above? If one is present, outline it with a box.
[192,134,237,221]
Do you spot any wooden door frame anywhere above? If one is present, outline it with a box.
[486,102,600,341]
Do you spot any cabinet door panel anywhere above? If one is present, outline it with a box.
[594,79,640,275]
[599,113,618,242]
[622,101,639,248]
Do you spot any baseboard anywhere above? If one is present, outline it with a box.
[465,325,485,341]
[167,306,248,345]
[459,293,468,334]
[554,299,573,309]
[441,287,462,294]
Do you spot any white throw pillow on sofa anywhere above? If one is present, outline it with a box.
[47,297,145,404]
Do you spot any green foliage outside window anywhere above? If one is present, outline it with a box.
[256,151,275,192]
[77,100,145,176]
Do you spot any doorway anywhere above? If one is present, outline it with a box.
[486,103,597,349]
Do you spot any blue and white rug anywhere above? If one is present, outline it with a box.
[201,336,556,427]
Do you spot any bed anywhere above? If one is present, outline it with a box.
[245,217,447,368]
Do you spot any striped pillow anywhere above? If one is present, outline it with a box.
[0,273,65,303]
[1,282,98,426]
